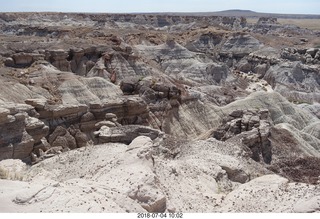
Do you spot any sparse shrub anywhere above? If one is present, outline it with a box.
[0,166,24,181]
[0,166,9,179]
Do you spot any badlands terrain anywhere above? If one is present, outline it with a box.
[0,12,320,213]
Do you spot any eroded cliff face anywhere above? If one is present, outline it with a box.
[0,12,320,213]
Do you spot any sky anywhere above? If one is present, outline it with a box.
[1,0,320,14]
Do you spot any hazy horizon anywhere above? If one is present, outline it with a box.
[1,0,320,15]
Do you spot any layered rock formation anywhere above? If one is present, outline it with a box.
[0,12,320,213]
[213,109,272,163]
[0,102,47,161]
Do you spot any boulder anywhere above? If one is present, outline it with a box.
[95,121,116,129]
[64,132,77,150]
[139,86,157,103]
[75,131,89,148]
[105,113,117,120]
[51,136,68,149]
[25,99,47,110]
[12,131,34,160]
[33,137,51,156]
[229,109,244,118]
[4,57,14,67]
[128,184,167,213]
[50,128,77,150]
[126,136,167,212]
[127,136,154,160]
[30,152,38,163]
[220,166,249,184]
[306,48,318,58]
[0,107,10,123]
[120,77,141,94]
[48,126,67,145]
[79,112,97,132]
[25,117,49,144]
[67,125,78,137]
[294,196,320,213]
[95,125,162,144]
[80,112,95,123]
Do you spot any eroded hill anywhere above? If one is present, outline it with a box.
[0,12,320,213]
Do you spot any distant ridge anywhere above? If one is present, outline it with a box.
[209,9,320,18]
[152,9,320,19]
[1,10,319,19]
[206,9,260,17]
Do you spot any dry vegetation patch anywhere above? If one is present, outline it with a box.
[0,166,24,181]
[268,157,320,184]
[278,18,320,31]
[247,18,320,31]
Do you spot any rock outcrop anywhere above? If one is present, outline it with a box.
[220,34,263,58]
[1,134,318,213]
[213,109,272,163]
[264,62,320,103]
[0,102,47,161]
[0,11,320,213]
[5,52,44,67]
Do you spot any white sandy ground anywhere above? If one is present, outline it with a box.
[1,136,320,213]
